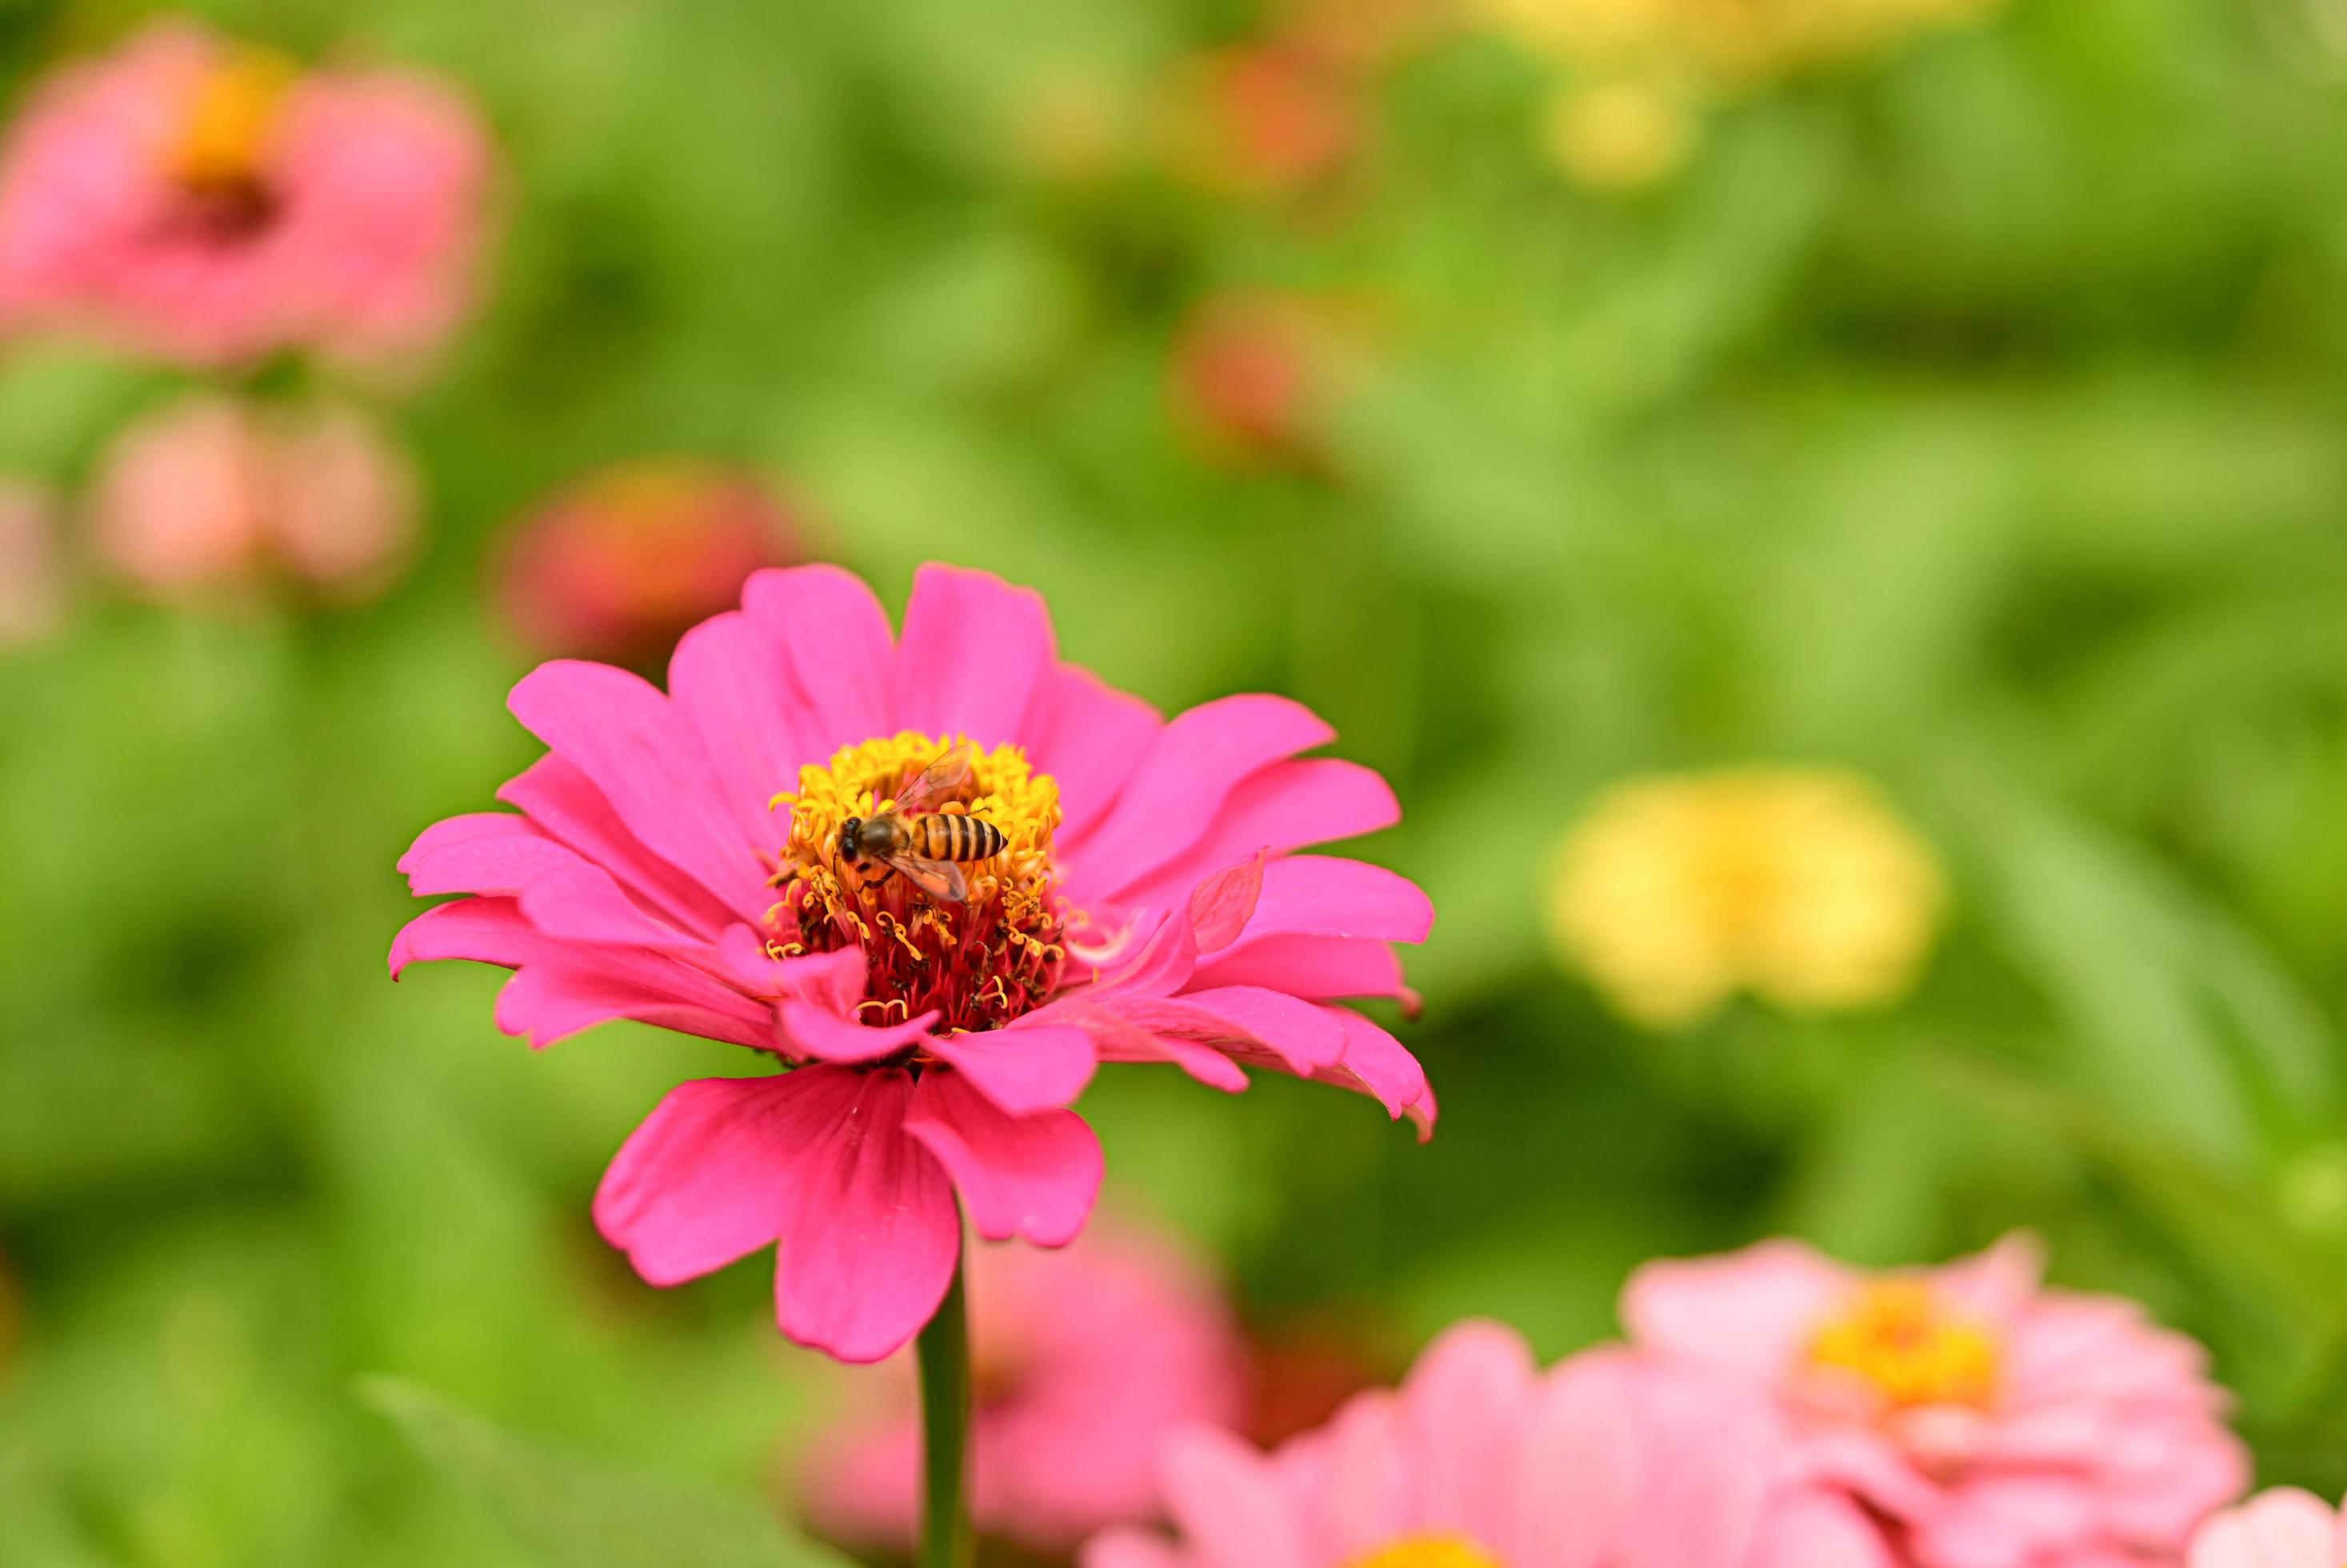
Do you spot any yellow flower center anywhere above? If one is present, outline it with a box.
[1349,1538,1504,1568]
[169,47,296,203]
[1810,1280,1999,1409]
[770,734,1066,1034]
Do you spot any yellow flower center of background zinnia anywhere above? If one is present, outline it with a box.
[170,46,297,198]
[770,734,1065,1034]
[1348,1538,1504,1568]
[1810,1279,1999,1408]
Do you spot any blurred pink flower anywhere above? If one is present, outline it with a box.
[1083,1319,1889,1568]
[0,18,493,370]
[798,1218,1248,1550]
[391,562,1433,1363]
[494,458,804,668]
[1623,1235,2250,1568]
[0,477,65,643]
[93,390,418,603]
[2189,1488,2346,1568]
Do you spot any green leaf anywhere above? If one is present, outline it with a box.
[1978,796,2341,1163]
[362,1379,860,1568]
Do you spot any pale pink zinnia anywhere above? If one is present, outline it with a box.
[1623,1234,2250,1568]
[2188,1488,2347,1568]
[0,19,493,370]
[92,390,418,603]
[798,1217,1248,1550]
[1082,1319,1889,1568]
[391,562,1433,1363]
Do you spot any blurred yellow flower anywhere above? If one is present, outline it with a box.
[1545,767,1945,1028]
[1477,0,2003,186]
[1542,79,1697,190]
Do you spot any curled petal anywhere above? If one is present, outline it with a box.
[778,999,939,1062]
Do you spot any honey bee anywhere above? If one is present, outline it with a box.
[837,744,1006,904]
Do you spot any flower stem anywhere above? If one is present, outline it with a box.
[916,1239,975,1568]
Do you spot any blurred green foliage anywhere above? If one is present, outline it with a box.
[8,0,2347,1561]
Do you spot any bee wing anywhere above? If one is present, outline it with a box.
[891,743,974,814]
[885,852,969,905]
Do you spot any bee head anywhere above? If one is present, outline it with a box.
[838,817,863,860]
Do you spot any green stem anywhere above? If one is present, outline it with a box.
[916,1236,975,1568]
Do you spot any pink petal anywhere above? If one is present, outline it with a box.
[396,812,566,895]
[1396,1321,1538,1537]
[1111,759,1401,914]
[770,1066,962,1362]
[932,1023,1099,1114]
[1605,1357,1771,1568]
[1187,853,1266,954]
[665,608,816,848]
[390,898,772,1049]
[1619,1238,1852,1382]
[1071,695,1336,899]
[738,564,896,753]
[1309,1008,1436,1138]
[514,861,706,953]
[1080,1529,1191,1568]
[1229,855,1434,944]
[890,563,1055,743]
[1025,663,1162,841]
[1158,1426,1312,1568]
[1753,1491,1898,1568]
[1016,996,1254,1093]
[592,1072,813,1286]
[1192,934,1409,1001]
[1167,985,1349,1073]
[2189,1490,2344,1568]
[904,1070,1102,1246]
[778,999,940,1063]
[507,659,773,918]
[1506,1351,1643,1568]
[498,753,738,938]
[494,962,773,1050]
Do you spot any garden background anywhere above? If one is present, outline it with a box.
[8,0,2347,1562]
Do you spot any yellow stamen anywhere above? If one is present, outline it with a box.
[771,734,1066,1035]
[1349,1539,1505,1568]
[170,46,297,194]
[1810,1279,2000,1409]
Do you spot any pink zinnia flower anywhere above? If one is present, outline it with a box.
[92,390,418,603]
[1082,1319,1888,1568]
[1623,1235,2250,1568]
[391,562,1433,1362]
[0,19,493,370]
[2189,1488,2347,1568]
[494,458,805,668]
[798,1217,1248,1550]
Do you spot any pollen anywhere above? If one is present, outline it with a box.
[169,46,296,197]
[1810,1279,2000,1410]
[1347,1538,1505,1568]
[770,733,1066,1035]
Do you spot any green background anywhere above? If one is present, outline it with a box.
[8,0,2347,1562]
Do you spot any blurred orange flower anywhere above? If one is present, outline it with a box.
[1162,34,1368,199]
[493,458,806,668]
